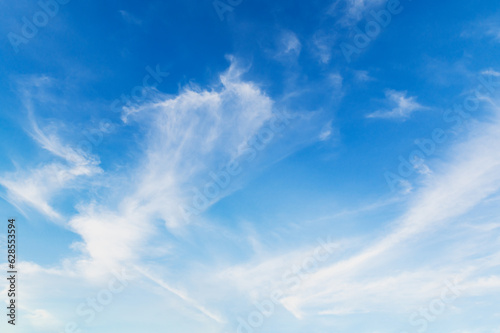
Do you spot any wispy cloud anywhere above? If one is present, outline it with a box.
[271,30,302,63]
[482,69,500,77]
[311,30,337,64]
[327,0,387,26]
[65,61,278,272]
[367,89,428,120]
[62,58,324,275]
[462,14,500,43]
[354,70,374,82]
[119,10,142,25]
[278,103,500,317]
[319,121,333,141]
[0,81,101,220]
[0,59,330,331]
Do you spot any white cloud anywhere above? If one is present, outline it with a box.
[0,163,97,219]
[354,70,374,82]
[36,63,273,296]
[272,30,302,62]
[311,30,337,64]
[278,103,500,318]
[319,120,334,141]
[63,59,323,280]
[0,101,101,219]
[462,15,500,43]
[346,0,385,20]
[482,69,500,77]
[367,90,428,119]
[5,59,330,329]
[2,60,326,295]
[282,32,301,55]
[484,22,500,42]
[328,0,386,26]
[328,73,343,90]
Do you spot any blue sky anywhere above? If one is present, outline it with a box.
[1,0,500,332]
